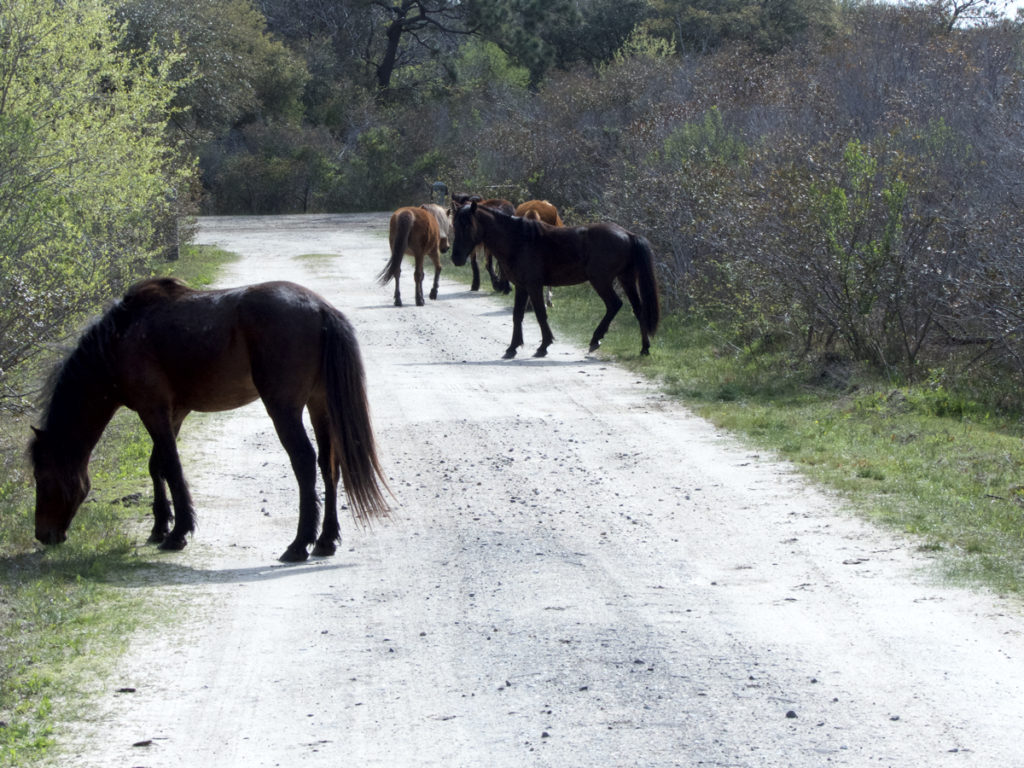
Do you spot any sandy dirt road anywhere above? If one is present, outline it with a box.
[62,213,1024,767]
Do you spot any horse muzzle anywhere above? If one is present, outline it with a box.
[35,528,68,546]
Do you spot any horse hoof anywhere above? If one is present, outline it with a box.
[641,347,651,356]
[147,531,166,544]
[278,545,309,563]
[394,298,402,307]
[533,347,548,358]
[502,349,517,360]
[429,290,438,300]
[311,541,337,557]
[416,298,425,306]
[588,341,600,353]
[158,536,187,551]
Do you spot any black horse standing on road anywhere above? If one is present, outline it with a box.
[451,202,660,359]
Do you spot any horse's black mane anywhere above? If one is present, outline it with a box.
[37,278,192,430]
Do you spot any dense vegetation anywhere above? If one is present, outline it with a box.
[2,0,1022,414]
[134,0,1024,398]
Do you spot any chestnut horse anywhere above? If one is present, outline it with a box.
[450,193,515,292]
[452,202,660,359]
[515,199,564,227]
[30,278,390,563]
[378,205,443,306]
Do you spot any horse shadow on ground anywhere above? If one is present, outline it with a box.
[1,548,355,590]
[406,355,608,369]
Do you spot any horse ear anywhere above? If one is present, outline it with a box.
[31,426,43,437]
[470,201,477,213]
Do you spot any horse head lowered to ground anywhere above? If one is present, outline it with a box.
[30,278,390,562]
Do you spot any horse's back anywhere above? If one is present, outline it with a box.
[118,281,335,412]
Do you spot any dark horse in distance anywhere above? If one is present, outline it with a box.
[451,202,660,359]
[30,278,390,562]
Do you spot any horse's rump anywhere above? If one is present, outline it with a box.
[515,199,563,227]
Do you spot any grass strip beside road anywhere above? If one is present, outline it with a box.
[435,247,1024,595]
[541,282,1024,595]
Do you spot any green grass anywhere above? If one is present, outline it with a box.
[542,282,1024,594]
[157,243,238,287]
[0,244,234,766]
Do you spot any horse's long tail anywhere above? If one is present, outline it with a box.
[378,210,412,286]
[631,234,661,336]
[321,309,391,524]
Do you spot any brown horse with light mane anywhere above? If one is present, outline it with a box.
[379,205,444,306]
[422,203,452,253]
[30,278,390,562]
[452,202,660,359]
[450,193,515,292]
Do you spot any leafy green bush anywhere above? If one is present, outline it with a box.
[0,0,195,410]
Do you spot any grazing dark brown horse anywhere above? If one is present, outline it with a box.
[450,193,515,292]
[452,202,661,359]
[30,278,390,563]
[379,205,443,306]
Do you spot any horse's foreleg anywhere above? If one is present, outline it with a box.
[504,287,529,359]
[266,404,320,563]
[588,282,624,353]
[470,252,481,292]
[488,251,510,293]
[310,409,339,558]
[530,285,555,358]
[139,411,194,552]
[146,450,172,543]
[146,414,186,543]
[428,253,441,301]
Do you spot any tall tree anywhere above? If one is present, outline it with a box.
[116,0,309,141]
[647,0,837,53]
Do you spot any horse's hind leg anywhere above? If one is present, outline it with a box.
[309,407,340,557]
[414,255,426,306]
[428,253,442,301]
[619,274,651,355]
[265,404,320,562]
[587,281,623,353]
